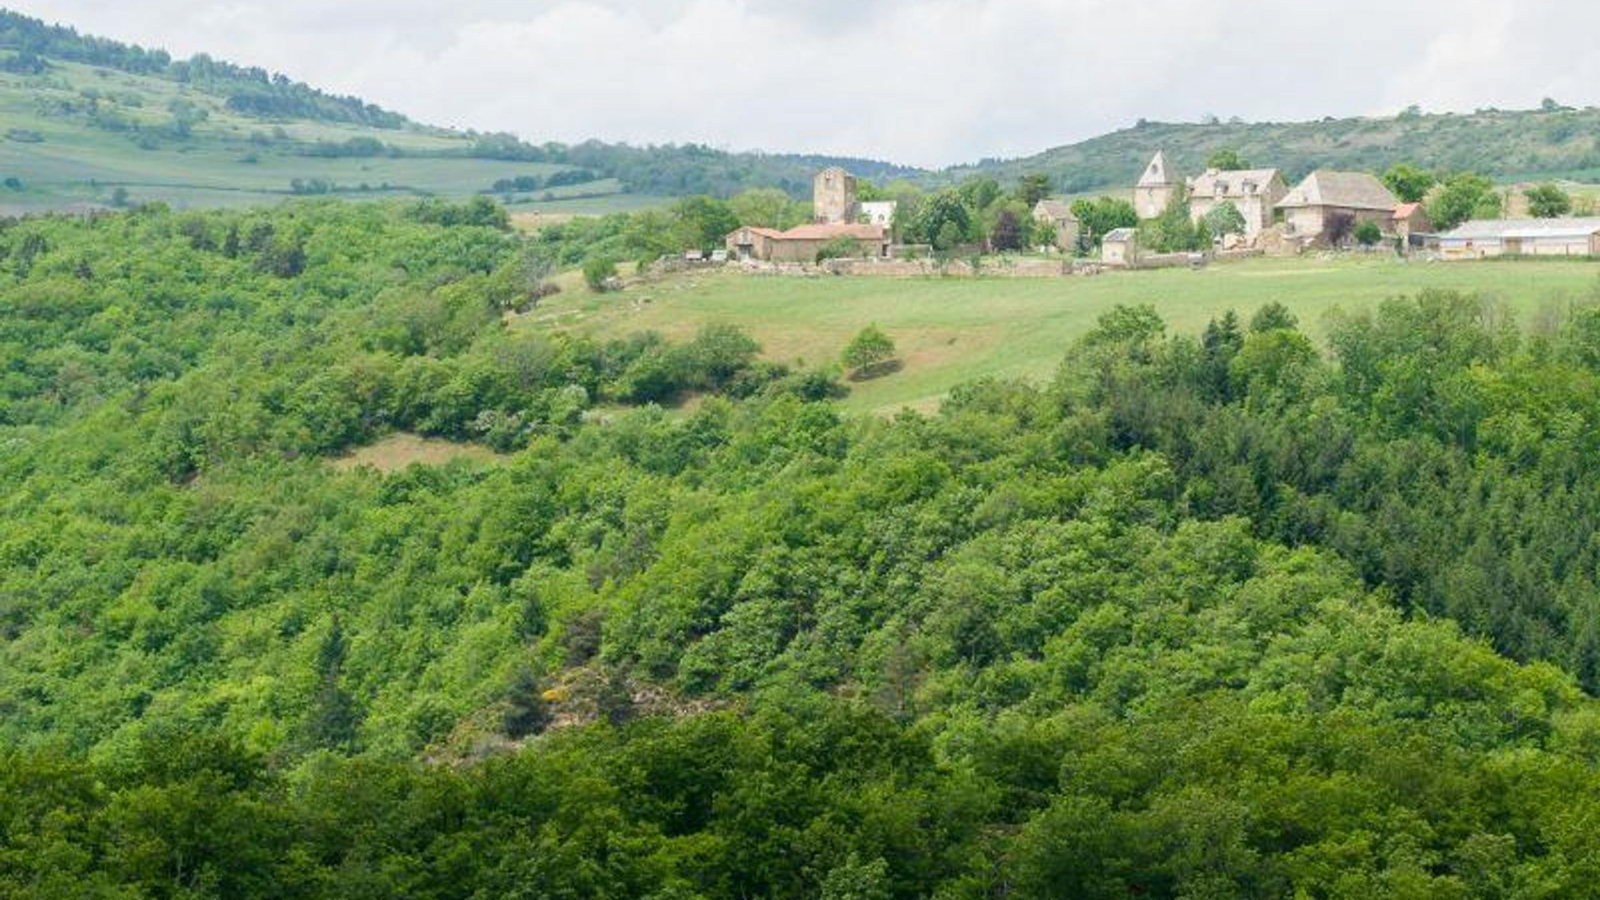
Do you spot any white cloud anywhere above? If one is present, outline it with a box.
[12,0,1600,166]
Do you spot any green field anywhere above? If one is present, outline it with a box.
[528,257,1600,412]
[0,58,638,211]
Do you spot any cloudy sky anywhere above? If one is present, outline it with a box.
[12,0,1600,167]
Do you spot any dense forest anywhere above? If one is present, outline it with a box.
[6,200,1600,897]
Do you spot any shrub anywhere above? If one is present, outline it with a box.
[583,256,618,293]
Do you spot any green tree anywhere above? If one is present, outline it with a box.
[729,188,807,230]
[1525,183,1572,218]
[1015,173,1053,207]
[1428,172,1501,230]
[1206,148,1249,171]
[670,195,740,251]
[1070,196,1139,246]
[1353,219,1383,246]
[583,256,618,292]
[841,325,896,378]
[1382,163,1437,203]
[1202,201,1247,238]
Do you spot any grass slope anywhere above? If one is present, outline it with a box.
[529,257,1600,412]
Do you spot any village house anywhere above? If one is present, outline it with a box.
[1032,199,1081,251]
[1438,218,1600,260]
[1102,227,1139,267]
[1135,151,1182,219]
[860,200,898,228]
[1276,171,1399,245]
[1186,167,1288,239]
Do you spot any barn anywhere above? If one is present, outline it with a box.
[1439,218,1600,260]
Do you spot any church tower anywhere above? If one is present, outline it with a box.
[1134,150,1181,219]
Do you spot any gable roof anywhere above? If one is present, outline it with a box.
[1393,202,1425,220]
[1033,199,1077,221]
[1137,151,1179,187]
[1104,227,1138,241]
[1277,171,1399,212]
[1188,168,1284,199]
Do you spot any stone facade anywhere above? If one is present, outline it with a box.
[860,201,898,228]
[1102,227,1139,267]
[1032,199,1082,251]
[1135,151,1181,219]
[813,167,859,224]
[1187,168,1288,240]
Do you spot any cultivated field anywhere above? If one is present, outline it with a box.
[529,256,1600,412]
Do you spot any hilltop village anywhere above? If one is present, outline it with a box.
[719,153,1600,273]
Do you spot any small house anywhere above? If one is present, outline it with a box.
[1102,227,1139,267]
[1032,199,1082,251]
[860,201,898,228]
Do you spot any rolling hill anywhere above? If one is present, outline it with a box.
[0,9,919,213]
[951,106,1600,195]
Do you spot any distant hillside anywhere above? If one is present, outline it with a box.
[948,107,1600,195]
[0,8,921,213]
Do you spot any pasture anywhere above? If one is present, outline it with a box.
[528,256,1600,413]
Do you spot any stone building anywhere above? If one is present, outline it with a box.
[813,167,859,224]
[727,222,890,263]
[1102,227,1139,267]
[1276,171,1399,245]
[1135,151,1182,219]
[1186,167,1288,239]
[1392,202,1432,243]
[1032,199,1082,251]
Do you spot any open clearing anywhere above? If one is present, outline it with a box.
[330,433,503,473]
[528,256,1600,413]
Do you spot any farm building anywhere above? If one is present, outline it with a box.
[1032,199,1081,251]
[1438,218,1600,260]
[1276,171,1399,245]
[726,222,890,263]
[1187,168,1287,239]
[1102,227,1139,267]
[1392,202,1431,241]
[1135,151,1182,219]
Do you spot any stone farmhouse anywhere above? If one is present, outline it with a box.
[726,167,893,263]
[1188,167,1288,240]
[1032,199,1081,251]
[1275,170,1399,245]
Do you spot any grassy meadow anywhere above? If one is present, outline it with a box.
[528,256,1600,412]
[0,58,643,213]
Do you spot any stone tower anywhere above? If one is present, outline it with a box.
[814,167,859,224]
[1134,150,1181,219]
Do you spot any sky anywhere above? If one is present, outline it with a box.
[12,0,1600,168]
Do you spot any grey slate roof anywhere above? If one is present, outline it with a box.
[1188,168,1284,199]
[1104,227,1139,241]
[1277,171,1398,212]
